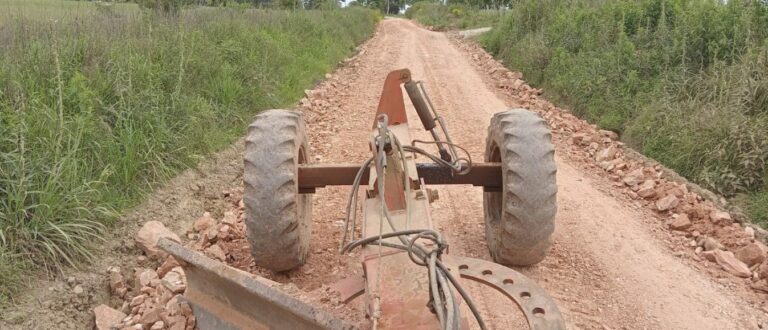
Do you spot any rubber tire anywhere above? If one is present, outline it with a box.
[243,109,311,272]
[483,109,557,266]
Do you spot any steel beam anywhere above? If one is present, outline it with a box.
[298,162,502,193]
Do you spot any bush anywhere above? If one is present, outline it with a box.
[406,2,503,30]
[137,0,194,13]
[0,3,377,299]
[482,0,768,225]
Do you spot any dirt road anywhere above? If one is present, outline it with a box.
[4,17,765,330]
[303,18,765,329]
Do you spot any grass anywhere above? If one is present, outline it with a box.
[0,0,377,302]
[482,0,768,228]
[405,2,503,30]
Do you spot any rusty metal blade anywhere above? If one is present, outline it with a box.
[158,238,357,330]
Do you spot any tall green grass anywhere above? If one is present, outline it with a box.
[405,2,503,30]
[0,1,377,302]
[482,0,768,227]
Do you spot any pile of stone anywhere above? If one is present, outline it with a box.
[93,221,192,330]
[558,117,768,290]
[94,190,248,330]
[452,35,768,294]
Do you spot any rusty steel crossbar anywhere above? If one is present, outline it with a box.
[298,162,502,193]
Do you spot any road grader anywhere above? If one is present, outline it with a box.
[159,68,564,329]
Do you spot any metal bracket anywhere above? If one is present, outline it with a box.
[445,256,566,330]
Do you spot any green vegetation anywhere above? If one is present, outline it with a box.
[482,0,768,227]
[0,0,377,302]
[405,2,503,30]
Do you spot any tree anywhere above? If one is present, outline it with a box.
[360,0,403,14]
[137,0,195,12]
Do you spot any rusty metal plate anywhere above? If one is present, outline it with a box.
[158,238,356,330]
[444,256,566,330]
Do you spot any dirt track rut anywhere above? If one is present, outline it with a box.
[306,18,764,329]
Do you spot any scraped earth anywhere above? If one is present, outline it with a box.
[3,18,768,330]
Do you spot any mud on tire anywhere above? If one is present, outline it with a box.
[243,109,311,272]
[484,109,557,266]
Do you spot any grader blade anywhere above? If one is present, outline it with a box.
[158,238,356,330]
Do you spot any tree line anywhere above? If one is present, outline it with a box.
[116,0,511,13]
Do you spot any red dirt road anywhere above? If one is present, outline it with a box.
[4,17,765,330]
[301,18,767,329]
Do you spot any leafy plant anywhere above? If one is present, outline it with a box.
[482,0,768,225]
[0,1,377,300]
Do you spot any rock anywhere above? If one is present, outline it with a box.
[168,317,186,330]
[137,268,159,287]
[217,225,231,241]
[751,280,768,294]
[611,160,628,171]
[165,295,182,316]
[635,179,656,194]
[94,304,126,330]
[221,211,238,226]
[186,315,197,329]
[691,203,712,220]
[701,250,716,262]
[596,145,617,162]
[150,321,165,330]
[626,190,639,200]
[205,244,226,261]
[622,169,645,187]
[157,285,174,305]
[745,226,756,239]
[73,284,84,295]
[713,249,752,278]
[141,285,157,296]
[136,221,181,259]
[656,195,680,212]
[668,214,692,231]
[570,133,590,146]
[140,307,162,326]
[598,161,614,171]
[734,243,767,267]
[157,257,180,278]
[759,262,768,279]
[130,295,146,307]
[709,211,732,225]
[108,267,127,298]
[179,301,192,316]
[193,212,215,232]
[162,268,186,294]
[699,236,724,252]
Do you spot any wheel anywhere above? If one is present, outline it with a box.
[243,109,311,271]
[484,109,557,266]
